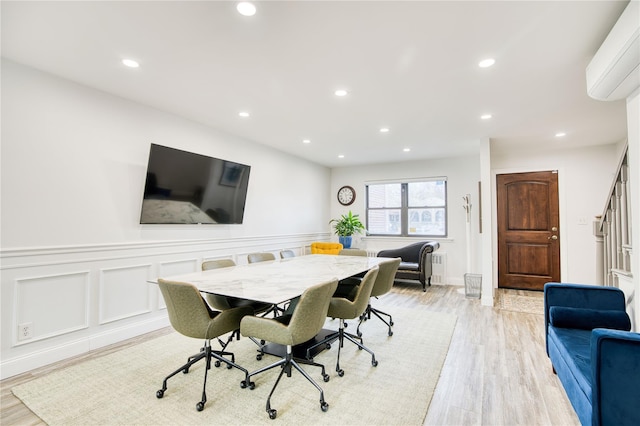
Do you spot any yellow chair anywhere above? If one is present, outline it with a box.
[311,242,343,254]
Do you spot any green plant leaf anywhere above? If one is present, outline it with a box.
[329,210,366,236]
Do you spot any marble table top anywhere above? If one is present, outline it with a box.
[154,254,389,305]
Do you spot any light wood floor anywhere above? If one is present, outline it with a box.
[1,283,578,425]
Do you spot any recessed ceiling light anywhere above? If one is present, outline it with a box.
[403,148,411,152]
[238,111,250,118]
[478,58,495,68]
[481,114,492,120]
[334,89,348,97]
[380,127,390,133]
[122,59,139,68]
[555,132,566,137]
[338,154,345,158]
[237,2,256,16]
[302,139,311,144]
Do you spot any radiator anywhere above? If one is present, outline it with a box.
[431,252,446,284]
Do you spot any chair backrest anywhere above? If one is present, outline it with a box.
[311,242,343,255]
[328,265,379,320]
[370,258,401,298]
[339,249,367,256]
[280,250,295,259]
[201,259,236,310]
[202,258,236,270]
[157,279,215,339]
[288,279,339,344]
[348,265,379,315]
[247,252,276,263]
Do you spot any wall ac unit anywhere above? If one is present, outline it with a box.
[586,1,639,101]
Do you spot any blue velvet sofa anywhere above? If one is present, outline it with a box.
[544,283,640,426]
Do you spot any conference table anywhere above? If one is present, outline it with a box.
[153,254,388,358]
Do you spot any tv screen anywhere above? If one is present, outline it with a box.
[140,144,251,224]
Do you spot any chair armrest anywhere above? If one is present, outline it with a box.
[544,283,626,354]
[418,242,439,267]
[591,329,640,426]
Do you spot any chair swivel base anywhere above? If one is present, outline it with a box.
[241,347,329,419]
[156,341,249,412]
[357,304,394,337]
[307,321,378,377]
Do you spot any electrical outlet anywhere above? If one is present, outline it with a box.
[18,323,33,341]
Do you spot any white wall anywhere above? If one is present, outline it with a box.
[330,155,482,285]
[490,142,623,286]
[0,59,331,378]
[1,59,330,248]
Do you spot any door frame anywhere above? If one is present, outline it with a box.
[490,166,568,294]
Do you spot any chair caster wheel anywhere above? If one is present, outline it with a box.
[240,380,255,389]
[156,389,164,398]
[182,368,189,374]
[325,343,331,350]
[390,321,394,326]
[256,354,263,361]
[357,331,362,337]
[323,374,330,382]
[214,360,221,368]
[226,363,233,369]
[321,401,329,412]
[268,409,277,419]
[388,330,394,336]
[337,369,344,377]
[372,359,378,367]
[196,402,204,411]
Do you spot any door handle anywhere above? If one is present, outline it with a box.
[551,226,558,231]
[548,235,558,240]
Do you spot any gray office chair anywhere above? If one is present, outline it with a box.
[247,252,276,263]
[202,259,274,347]
[239,279,339,420]
[338,249,368,256]
[308,266,380,377]
[280,249,295,259]
[357,258,401,337]
[156,279,252,411]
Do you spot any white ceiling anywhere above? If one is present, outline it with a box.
[1,1,631,167]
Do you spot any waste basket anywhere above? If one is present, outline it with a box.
[464,273,482,298]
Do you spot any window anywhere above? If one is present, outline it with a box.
[366,179,447,237]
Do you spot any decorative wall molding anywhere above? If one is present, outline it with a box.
[0,233,330,380]
[14,271,90,346]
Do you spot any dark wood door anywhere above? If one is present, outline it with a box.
[497,171,560,290]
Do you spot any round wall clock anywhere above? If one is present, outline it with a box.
[337,185,356,206]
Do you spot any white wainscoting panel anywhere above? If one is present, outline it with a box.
[15,271,90,345]
[0,233,329,379]
[99,264,153,325]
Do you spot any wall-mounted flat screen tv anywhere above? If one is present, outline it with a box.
[140,144,251,224]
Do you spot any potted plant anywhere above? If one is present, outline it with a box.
[330,210,366,249]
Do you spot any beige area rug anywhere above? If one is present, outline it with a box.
[496,290,545,315]
[12,308,456,425]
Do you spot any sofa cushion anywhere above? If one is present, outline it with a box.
[549,307,631,331]
[398,261,419,271]
[548,326,593,403]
